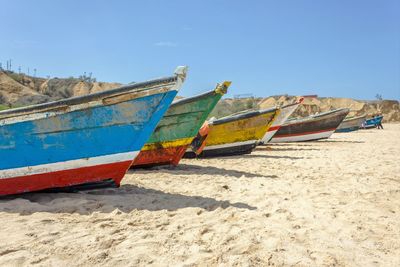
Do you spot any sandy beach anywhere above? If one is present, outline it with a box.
[0,124,399,266]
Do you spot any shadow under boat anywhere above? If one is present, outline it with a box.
[241,154,304,160]
[0,158,277,201]
[317,139,365,144]
[133,163,278,179]
[0,184,256,215]
[255,146,321,152]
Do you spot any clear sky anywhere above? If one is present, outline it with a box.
[1,0,399,100]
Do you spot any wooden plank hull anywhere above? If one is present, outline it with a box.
[270,108,349,142]
[186,107,279,158]
[0,67,187,195]
[131,82,230,168]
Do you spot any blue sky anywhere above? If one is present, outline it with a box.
[1,0,399,100]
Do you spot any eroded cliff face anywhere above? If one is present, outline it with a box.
[209,95,399,122]
[258,96,400,122]
[0,71,121,107]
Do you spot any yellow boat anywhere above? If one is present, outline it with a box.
[186,107,280,157]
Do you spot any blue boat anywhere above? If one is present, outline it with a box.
[361,115,383,129]
[0,66,187,195]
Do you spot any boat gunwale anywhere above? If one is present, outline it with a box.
[170,89,221,108]
[280,97,304,109]
[283,108,350,126]
[342,114,367,122]
[0,75,178,118]
[311,108,349,119]
[211,107,278,126]
[365,115,383,123]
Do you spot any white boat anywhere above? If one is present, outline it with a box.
[260,98,304,143]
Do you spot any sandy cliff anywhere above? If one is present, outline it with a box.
[210,95,399,122]
[258,95,400,122]
[0,71,398,121]
[0,71,121,107]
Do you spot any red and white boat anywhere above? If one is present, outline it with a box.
[270,108,349,142]
[261,98,303,143]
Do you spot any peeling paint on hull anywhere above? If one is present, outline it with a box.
[187,108,279,158]
[0,160,133,195]
[0,67,187,195]
[131,82,229,168]
[132,145,189,168]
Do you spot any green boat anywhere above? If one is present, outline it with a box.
[131,81,230,168]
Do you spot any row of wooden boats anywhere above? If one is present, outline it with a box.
[0,67,382,195]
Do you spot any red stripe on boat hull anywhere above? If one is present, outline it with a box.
[267,125,281,132]
[0,161,132,196]
[274,127,337,138]
[131,145,189,168]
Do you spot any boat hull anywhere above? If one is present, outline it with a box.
[132,143,189,167]
[192,140,257,158]
[270,108,349,143]
[335,115,366,133]
[1,158,133,195]
[361,115,383,129]
[335,126,360,133]
[0,69,186,195]
[271,129,335,142]
[261,99,303,143]
[187,108,279,158]
[131,82,229,168]
[362,124,376,129]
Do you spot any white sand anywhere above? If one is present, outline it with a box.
[1,124,399,266]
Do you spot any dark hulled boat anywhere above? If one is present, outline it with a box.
[270,108,349,142]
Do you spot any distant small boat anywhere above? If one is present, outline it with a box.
[335,115,366,133]
[0,67,187,195]
[361,115,383,129]
[270,108,349,142]
[131,81,230,168]
[185,107,279,157]
[260,97,304,143]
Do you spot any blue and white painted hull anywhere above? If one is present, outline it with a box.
[361,115,383,129]
[0,67,187,195]
[335,126,360,133]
